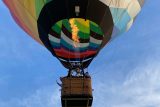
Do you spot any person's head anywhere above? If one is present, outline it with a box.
[76,68,80,72]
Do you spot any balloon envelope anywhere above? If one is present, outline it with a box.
[4,0,145,69]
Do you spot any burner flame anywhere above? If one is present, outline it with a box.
[69,18,79,47]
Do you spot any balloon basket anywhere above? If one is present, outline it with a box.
[61,76,93,107]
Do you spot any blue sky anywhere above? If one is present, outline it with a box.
[1,0,160,107]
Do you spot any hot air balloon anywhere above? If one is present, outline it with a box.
[4,0,145,107]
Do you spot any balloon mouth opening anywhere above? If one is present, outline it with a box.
[48,18,104,48]
[47,18,104,69]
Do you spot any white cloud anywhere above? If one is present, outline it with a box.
[0,86,61,107]
[93,60,160,107]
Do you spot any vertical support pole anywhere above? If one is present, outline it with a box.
[65,100,67,107]
[87,99,89,107]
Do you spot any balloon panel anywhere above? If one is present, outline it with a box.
[48,18,103,68]
[3,0,50,44]
[99,0,144,40]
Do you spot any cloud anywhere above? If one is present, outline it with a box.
[0,86,61,107]
[93,59,160,107]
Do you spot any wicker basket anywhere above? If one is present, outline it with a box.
[61,77,93,107]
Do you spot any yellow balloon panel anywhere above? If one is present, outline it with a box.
[3,0,48,45]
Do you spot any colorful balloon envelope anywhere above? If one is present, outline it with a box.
[4,0,145,69]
